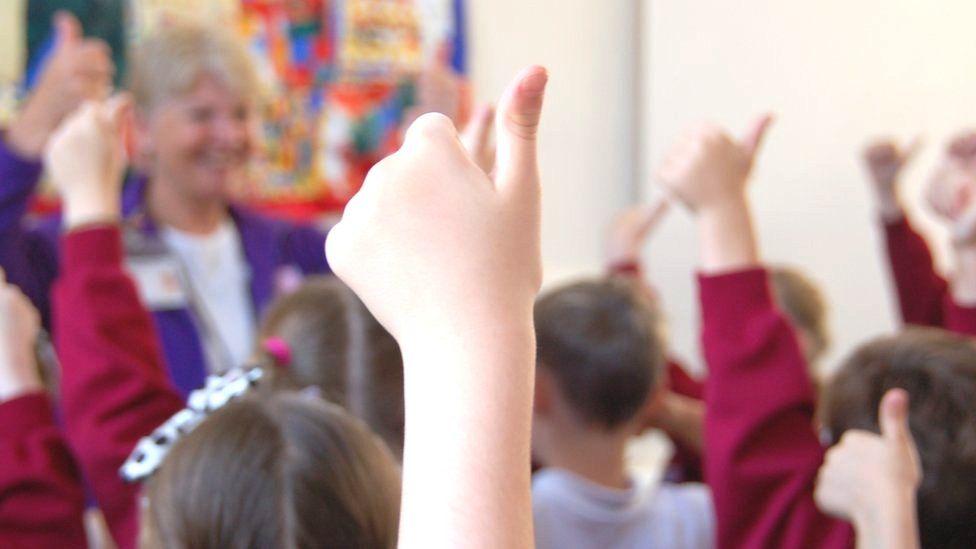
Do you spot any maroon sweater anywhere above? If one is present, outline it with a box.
[0,392,86,548]
[884,217,976,335]
[54,227,184,549]
[699,268,853,549]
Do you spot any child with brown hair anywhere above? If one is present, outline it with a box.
[531,277,714,548]
[258,276,405,458]
[659,116,976,548]
[45,60,549,549]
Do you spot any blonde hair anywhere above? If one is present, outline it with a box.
[127,18,259,115]
[770,265,830,364]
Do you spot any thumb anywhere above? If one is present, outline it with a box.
[740,113,774,159]
[494,65,548,195]
[879,388,912,445]
[54,11,83,49]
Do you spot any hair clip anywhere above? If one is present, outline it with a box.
[263,337,292,368]
[119,367,264,483]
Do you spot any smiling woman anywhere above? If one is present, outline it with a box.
[0,15,332,396]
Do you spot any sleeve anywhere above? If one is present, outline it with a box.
[0,138,59,327]
[882,216,948,328]
[0,392,87,549]
[54,226,185,549]
[699,268,853,549]
[664,358,705,483]
[284,222,330,275]
[944,296,976,337]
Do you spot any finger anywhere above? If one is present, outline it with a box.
[494,65,548,196]
[879,388,912,445]
[460,103,495,164]
[637,195,671,236]
[739,113,774,159]
[435,40,454,68]
[54,11,83,49]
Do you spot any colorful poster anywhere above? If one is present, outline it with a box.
[17,0,468,217]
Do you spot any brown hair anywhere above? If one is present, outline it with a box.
[823,328,976,549]
[144,393,401,548]
[259,277,405,458]
[770,265,830,364]
[534,277,665,429]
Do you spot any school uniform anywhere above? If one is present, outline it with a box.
[0,392,87,548]
[0,138,330,396]
[883,216,976,334]
[54,226,185,549]
[699,267,853,549]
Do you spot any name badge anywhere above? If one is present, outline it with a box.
[126,255,189,310]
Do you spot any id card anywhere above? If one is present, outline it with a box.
[126,255,189,310]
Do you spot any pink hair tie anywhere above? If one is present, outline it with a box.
[263,337,292,368]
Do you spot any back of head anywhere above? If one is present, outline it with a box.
[260,277,405,458]
[145,393,401,549]
[824,328,976,548]
[534,277,664,429]
[770,265,830,364]
[128,17,259,116]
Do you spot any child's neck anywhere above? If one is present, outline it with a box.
[538,420,632,490]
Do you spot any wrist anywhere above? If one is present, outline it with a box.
[875,187,904,223]
[951,244,976,305]
[63,191,121,230]
[851,485,917,549]
[697,195,760,273]
[0,359,44,403]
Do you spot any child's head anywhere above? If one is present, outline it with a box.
[259,276,405,458]
[533,277,665,440]
[143,393,401,548]
[823,328,976,548]
[770,265,830,365]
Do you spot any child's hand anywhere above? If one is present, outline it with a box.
[44,94,132,229]
[605,198,670,266]
[657,115,772,215]
[862,139,919,221]
[460,103,496,174]
[326,66,547,341]
[7,12,114,158]
[0,270,43,402]
[815,389,921,534]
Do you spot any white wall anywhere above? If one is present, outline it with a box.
[642,0,976,373]
[468,0,640,285]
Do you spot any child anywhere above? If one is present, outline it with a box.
[862,137,976,334]
[531,277,714,548]
[48,62,548,548]
[660,116,976,548]
[0,272,86,547]
[258,276,405,458]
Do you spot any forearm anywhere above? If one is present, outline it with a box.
[398,316,535,549]
[950,244,976,306]
[874,186,905,224]
[698,196,759,273]
[656,393,705,453]
[853,489,918,549]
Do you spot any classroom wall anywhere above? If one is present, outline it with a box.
[642,0,976,373]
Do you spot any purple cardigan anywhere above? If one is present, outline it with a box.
[0,139,330,396]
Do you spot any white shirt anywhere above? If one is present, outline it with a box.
[533,468,715,549]
[160,220,255,374]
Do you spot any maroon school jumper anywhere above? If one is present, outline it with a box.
[54,226,184,549]
[884,216,976,334]
[699,268,853,549]
[0,392,86,548]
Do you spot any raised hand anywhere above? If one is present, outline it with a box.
[862,139,920,221]
[815,389,921,549]
[43,95,132,229]
[7,12,114,158]
[605,197,670,266]
[657,115,773,272]
[657,115,772,214]
[0,269,43,402]
[327,67,546,340]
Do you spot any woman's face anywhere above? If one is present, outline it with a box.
[139,74,254,203]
